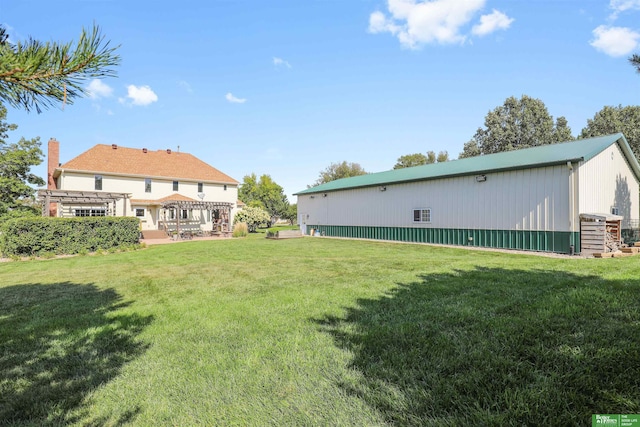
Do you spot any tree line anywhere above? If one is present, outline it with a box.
[311,98,640,186]
[1,23,640,225]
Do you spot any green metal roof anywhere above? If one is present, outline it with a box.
[295,133,640,195]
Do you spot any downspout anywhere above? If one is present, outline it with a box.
[567,161,576,255]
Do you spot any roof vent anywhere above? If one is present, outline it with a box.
[167,149,172,154]
[111,144,118,149]
[143,148,148,153]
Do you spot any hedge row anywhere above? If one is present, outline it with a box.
[0,216,140,256]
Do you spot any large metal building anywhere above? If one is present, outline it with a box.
[295,134,640,254]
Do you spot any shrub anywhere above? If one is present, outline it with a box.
[0,216,140,257]
[234,207,270,232]
[232,222,249,238]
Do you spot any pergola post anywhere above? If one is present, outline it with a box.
[159,200,234,237]
[176,203,181,239]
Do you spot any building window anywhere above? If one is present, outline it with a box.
[145,178,152,193]
[180,209,189,220]
[223,184,227,191]
[198,182,203,192]
[95,175,102,191]
[75,208,106,217]
[168,209,176,220]
[413,208,431,223]
[173,181,179,191]
[135,208,145,217]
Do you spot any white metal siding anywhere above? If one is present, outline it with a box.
[577,143,640,225]
[299,164,571,232]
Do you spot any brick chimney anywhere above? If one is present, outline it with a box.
[47,138,60,216]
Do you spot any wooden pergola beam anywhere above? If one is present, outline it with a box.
[36,189,131,217]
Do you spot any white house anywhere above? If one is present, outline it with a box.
[40,138,240,236]
[295,134,640,254]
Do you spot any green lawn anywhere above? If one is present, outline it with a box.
[1,235,639,426]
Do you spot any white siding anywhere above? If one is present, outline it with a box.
[577,143,640,226]
[299,164,572,232]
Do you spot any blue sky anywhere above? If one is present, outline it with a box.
[3,0,640,200]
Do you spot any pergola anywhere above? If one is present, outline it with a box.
[160,199,234,237]
[37,189,130,217]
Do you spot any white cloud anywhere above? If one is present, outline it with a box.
[590,25,640,56]
[225,93,246,104]
[472,9,514,36]
[368,0,513,49]
[609,0,640,19]
[86,79,113,99]
[273,57,291,68]
[124,85,158,106]
[178,80,193,93]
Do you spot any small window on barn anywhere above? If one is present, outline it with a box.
[95,175,102,191]
[173,181,179,191]
[145,178,152,193]
[135,208,145,217]
[413,208,431,223]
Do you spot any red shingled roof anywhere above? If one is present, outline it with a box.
[58,144,238,184]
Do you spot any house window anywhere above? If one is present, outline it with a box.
[180,209,189,220]
[75,208,106,217]
[95,175,102,191]
[198,182,203,192]
[145,178,152,193]
[413,208,431,223]
[135,208,145,217]
[168,209,176,220]
[173,181,179,191]
[223,184,227,191]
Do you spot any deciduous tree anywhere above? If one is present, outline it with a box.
[393,150,449,169]
[580,105,640,162]
[0,104,44,217]
[282,203,297,226]
[312,161,366,186]
[459,95,573,158]
[239,173,289,226]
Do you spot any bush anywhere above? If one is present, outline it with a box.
[232,222,249,238]
[234,206,270,232]
[0,216,140,257]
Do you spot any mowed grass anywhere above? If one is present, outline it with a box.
[1,235,640,426]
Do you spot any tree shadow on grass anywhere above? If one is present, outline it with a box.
[0,282,153,426]
[317,267,640,426]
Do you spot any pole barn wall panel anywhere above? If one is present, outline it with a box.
[577,143,640,227]
[301,164,571,233]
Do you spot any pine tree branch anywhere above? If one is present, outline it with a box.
[631,54,640,74]
[0,25,120,113]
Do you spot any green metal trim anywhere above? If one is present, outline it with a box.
[306,225,581,254]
